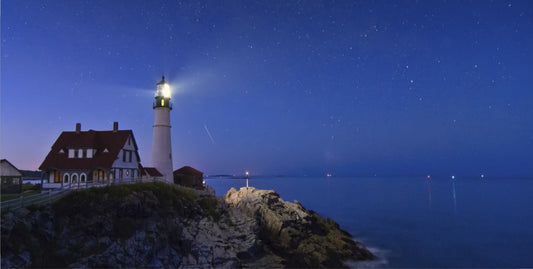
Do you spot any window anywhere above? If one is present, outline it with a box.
[128,151,132,162]
[63,174,69,183]
[82,149,87,158]
[13,178,20,184]
[123,151,126,162]
[126,169,130,177]
[74,149,79,158]
[68,149,75,158]
[80,174,86,182]
[98,170,104,180]
[54,171,61,183]
[161,99,164,106]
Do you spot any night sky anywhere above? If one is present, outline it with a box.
[1,0,532,177]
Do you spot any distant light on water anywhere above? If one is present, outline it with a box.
[451,175,455,180]
[481,174,485,179]
[427,175,431,179]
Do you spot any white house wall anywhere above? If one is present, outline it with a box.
[111,134,141,179]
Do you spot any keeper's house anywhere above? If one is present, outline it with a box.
[39,122,142,189]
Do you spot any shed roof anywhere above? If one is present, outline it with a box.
[143,167,163,177]
[174,166,203,175]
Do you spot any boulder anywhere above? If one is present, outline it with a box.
[225,187,374,267]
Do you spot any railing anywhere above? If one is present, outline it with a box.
[1,189,71,212]
[1,177,167,212]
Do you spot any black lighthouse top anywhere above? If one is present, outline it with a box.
[154,76,172,109]
[156,76,167,86]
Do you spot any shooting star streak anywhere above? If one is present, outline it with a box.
[204,124,216,144]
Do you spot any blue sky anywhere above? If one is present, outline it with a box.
[1,0,532,177]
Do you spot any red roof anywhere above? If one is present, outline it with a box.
[39,129,139,171]
[137,163,163,177]
[173,166,203,175]
[143,167,163,177]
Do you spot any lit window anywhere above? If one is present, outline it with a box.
[54,171,61,183]
[161,99,165,106]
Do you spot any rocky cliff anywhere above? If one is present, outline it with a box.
[1,182,373,268]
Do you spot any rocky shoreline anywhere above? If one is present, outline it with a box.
[1,182,373,268]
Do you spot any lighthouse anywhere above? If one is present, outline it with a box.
[151,76,173,183]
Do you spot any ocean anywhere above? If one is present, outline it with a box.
[205,176,533,268]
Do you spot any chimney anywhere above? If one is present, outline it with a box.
[76,123,81,134]
[113,122,118,132]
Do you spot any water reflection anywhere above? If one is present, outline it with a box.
[426,178,432,209]
[452,181,457,213]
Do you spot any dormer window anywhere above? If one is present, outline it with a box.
[59,149,65,154]
[68,148,88,158]
[103,148,109,153]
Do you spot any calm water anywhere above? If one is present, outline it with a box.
[205,176,533,268]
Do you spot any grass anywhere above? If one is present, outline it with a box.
[198,195,220,221]
[1,190,40,202]
[52,182,199,220]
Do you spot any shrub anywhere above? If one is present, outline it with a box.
[198,195,220,221]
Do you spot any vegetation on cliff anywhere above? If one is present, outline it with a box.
[1,182,373,268]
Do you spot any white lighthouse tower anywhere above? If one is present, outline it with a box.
[151,76,173,183]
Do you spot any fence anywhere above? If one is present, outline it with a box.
[1,189,71,212]
[1,177,166,212]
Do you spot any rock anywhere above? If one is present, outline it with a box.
[1,182,373,268]
[225,186,374,267]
